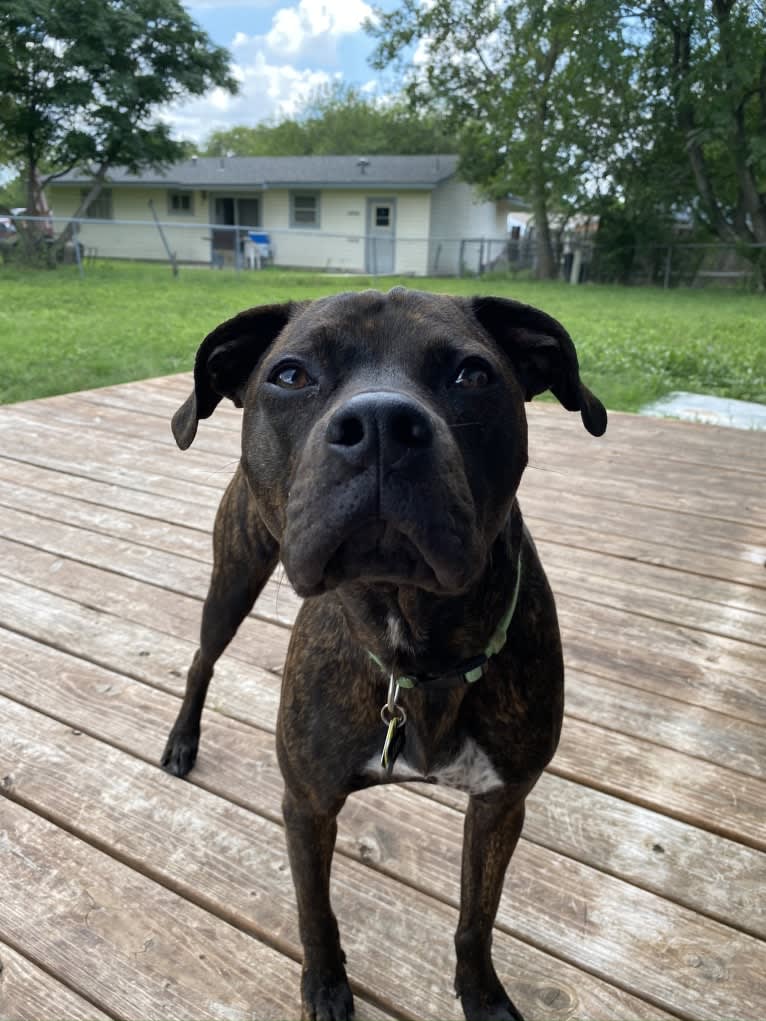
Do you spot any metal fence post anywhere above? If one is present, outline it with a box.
[148,200,179,277]
[73,220,84,279]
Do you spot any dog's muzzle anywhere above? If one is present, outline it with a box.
[280,390,483,596]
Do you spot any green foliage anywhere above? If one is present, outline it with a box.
[0,0,237,217]
[614,1,766,254]
[204,121,314,158]
[201,83,456,157]
[366,1,766,285]
[368,0,632,277]
[1,263,763,411]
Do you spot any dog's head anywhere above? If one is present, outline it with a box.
[173,288,606,597]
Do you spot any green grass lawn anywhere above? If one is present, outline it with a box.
[1,261,764,411]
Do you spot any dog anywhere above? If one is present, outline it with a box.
[161,287,606,1021]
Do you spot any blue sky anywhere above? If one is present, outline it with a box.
[165,0,401,144]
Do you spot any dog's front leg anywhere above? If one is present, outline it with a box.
[283,790,354,1021]
[162,471,278,777]
[455,791,527,1021]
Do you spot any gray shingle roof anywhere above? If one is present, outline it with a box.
[55,155,460,190]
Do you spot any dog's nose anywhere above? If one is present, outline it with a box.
[325,391,433,467]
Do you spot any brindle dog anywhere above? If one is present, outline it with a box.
[162,288,607,1021]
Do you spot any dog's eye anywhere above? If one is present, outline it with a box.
[270,364,313,390]
[453,359,493,389]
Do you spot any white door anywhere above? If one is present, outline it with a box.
[366,198,396,274]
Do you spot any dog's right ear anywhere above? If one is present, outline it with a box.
[172,302,305,449]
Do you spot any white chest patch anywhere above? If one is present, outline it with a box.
[364,737,504,796]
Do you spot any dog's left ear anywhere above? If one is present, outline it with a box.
[172,301,307,450]
[468,296,607,437]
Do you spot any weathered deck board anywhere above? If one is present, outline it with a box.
[3,532,762,782]
[1,625,762,943]
[0,496,761,724]
[1,375,765,1021]
[1,566,763,848]
[6,396,764,530]
[1,697,682,1021]
[0,942,110,1021]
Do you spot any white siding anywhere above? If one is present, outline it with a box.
[50,185,212,262]
[393,192,431,276]
[49,177,496,277]
[429,178,508,274]
[261,189,431,274]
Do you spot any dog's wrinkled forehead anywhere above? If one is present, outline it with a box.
[276,288,479,362]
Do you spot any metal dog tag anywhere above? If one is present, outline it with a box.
[380,674,407,775]
[380,715,406,775]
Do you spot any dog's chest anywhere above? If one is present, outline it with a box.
[364,737,504,795]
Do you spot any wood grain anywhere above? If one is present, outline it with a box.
[2,695,738,1021]
[2,535,764,779]
[0,700,677,1021]
[0,494,761,721]
[2,625,762,944]
[2,378,764,1021]
[0,941,111,1021]
[0,565,763,846]
[0,802,305,1020]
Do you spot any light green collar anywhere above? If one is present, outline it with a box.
[367,549,523,690]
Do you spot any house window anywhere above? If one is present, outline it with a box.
[290,191,320,228]
[168,190,194,215]
[83,189,113,219]
[375,205,391,227]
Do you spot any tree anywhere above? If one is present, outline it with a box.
[301,82,456,155]
[0,0,236,253]
[623,0,766,284]
[203,120,314,158]
[368,0,631,278]
[201,83,456,158]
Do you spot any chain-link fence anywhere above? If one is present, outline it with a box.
[570,239,764,289]
[2,213,763,288]
[0,213,515,279]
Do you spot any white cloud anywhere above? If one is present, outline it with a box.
[266,0,372,58]
[165,0,373,143]
[210,0,373,64]
[161,55,339,142]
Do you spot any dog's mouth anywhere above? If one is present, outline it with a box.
[280,445,486,598]
[321,518,439,590]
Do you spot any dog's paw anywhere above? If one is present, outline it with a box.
[301,967,355,1021]
[160,726,199,778]
[459,985,525,1021]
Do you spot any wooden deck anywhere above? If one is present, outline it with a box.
[0,375,764,1021]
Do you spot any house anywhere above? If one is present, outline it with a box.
[48,155,515,276]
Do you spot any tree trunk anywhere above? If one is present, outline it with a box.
[19,160,54,265]
[531,187,557,280]
[51,163,109,255]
